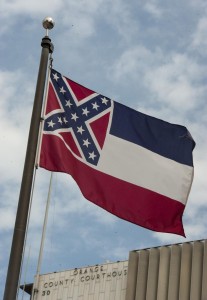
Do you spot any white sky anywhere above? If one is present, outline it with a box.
[0,0,207,298]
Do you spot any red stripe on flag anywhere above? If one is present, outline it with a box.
[40,134,185,236]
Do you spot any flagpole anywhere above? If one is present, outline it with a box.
[32,172,54,300]
[3,17,55,300]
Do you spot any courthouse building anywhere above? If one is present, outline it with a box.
[22,239,207,300]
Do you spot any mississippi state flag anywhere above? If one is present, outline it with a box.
[39,69,195,236]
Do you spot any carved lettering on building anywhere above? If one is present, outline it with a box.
[41,264,128,297]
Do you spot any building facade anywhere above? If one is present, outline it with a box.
[22,239,207,300]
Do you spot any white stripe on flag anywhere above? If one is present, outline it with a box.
[97,134,193,204]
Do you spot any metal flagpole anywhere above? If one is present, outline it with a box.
[3,17,55,300]
[32,172,54,300]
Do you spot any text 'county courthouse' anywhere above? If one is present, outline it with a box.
[22,239,207,300]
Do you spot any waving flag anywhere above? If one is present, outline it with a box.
[39,69,195,236]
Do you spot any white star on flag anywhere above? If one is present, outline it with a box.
[82,107,90,116]
[83,139,91,147]
[58,117,63,124]
[65,100,73,108]
[63,117,68,124]
[48,120,55,128]
[71,113,79,122]
[60,86,66,94]
[53,73,59,81]
[92,102,99,110]
[77,126,85,134]
[101,97,109,105]
[89,151,97,160]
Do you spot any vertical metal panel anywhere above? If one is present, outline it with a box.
[157,246,170,300]
[125,240,207,300]
[201,240,207,300]
[135,249,149,300]
[146,248,160,300]
[125,251,139,300]
[190,241,204,300]
[179,243,192,300]
[122,261,129,299]
[168,245,181,300]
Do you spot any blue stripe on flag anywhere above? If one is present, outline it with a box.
[110,102,195,166]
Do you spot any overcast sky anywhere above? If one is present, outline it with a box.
[0,0,207,298]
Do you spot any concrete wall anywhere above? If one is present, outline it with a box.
[32,260,128,300]
[125,240,207,300]
[29,239,207,299]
